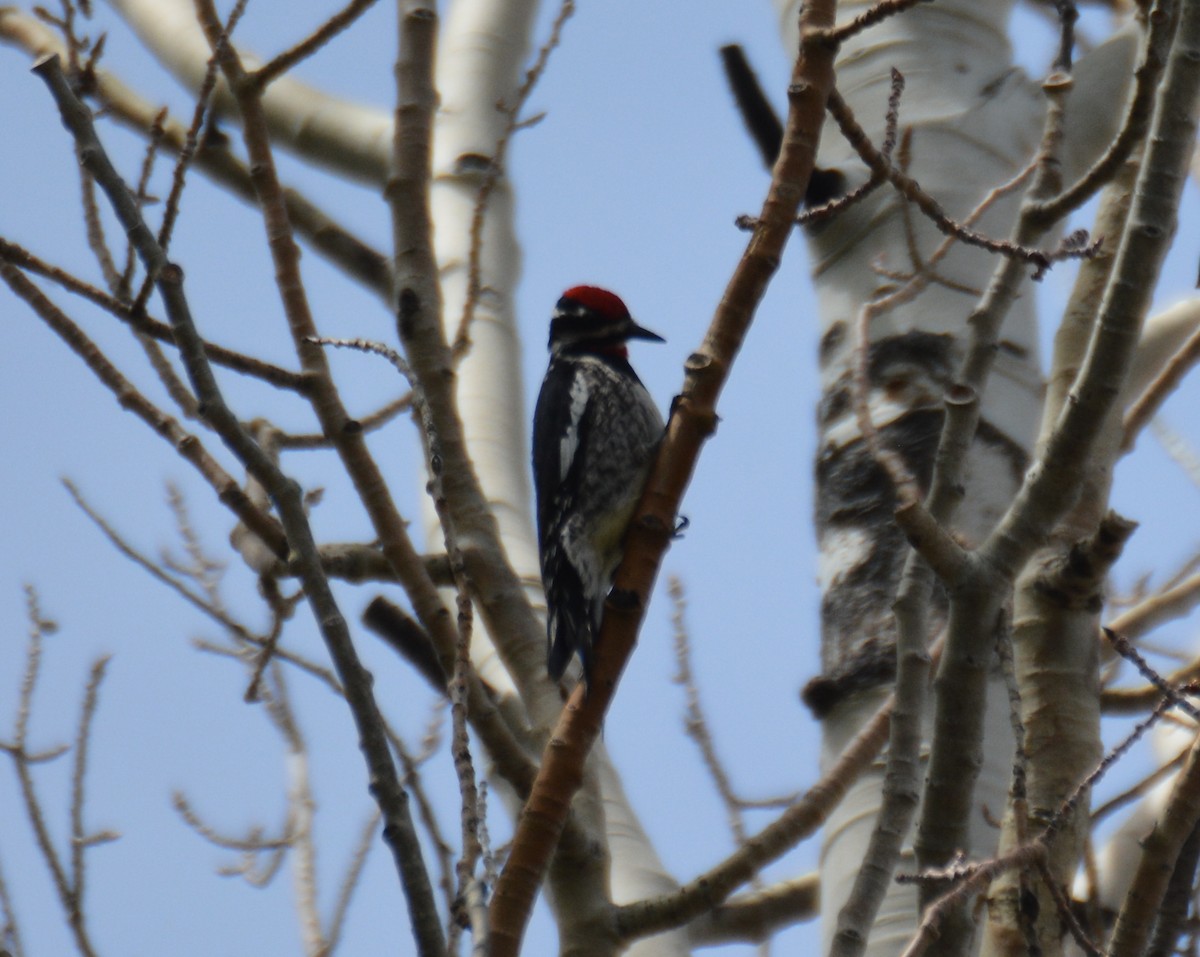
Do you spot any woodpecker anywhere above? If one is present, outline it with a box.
[532,286,665,686]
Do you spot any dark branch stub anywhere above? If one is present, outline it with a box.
[720,44,783,168]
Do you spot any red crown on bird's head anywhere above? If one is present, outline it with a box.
[559,285,630,322]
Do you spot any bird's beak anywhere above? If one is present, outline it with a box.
[627,320,665,343]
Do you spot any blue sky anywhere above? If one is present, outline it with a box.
[1,2,1197,955]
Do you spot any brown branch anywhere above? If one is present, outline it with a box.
[1122,319,1200,450]
[276,391,413,449]
[31,44,445,954]
[363,597,447,691]
[251,0,383,90]
[1037,858,1103,957]
[487,2,840,951]
[0,261,289,557]
[378,347,488,951]
[1107,733,1200,957]
[189,2,447,942]
[798,67,906,226]
[825,87,1095,276]
[292,541,443,585]
[0,8,392,298]
[687,874,820,946]
[814,0,933,46]
[1091,743,1188,823]
[61,478,322,688]
[361,588,560,825]
[0,238,309,391]
[172,791,293,853]
[77,159,122,293]
[327,809,383,952]
[137,330,201,418]
[121,106,167,299]
[798,173,882,224]
[615,650,911,942]
[1054,1,1080,72]
[1103,572,1200,711]
[670,577,751,846]
[68,654,111,922]
[136,47,221,315]
[1103,629,1200,723]
[2,587,102,957]
[1027,1,1176,226]
[388,0,562,725]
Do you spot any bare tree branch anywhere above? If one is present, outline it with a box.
[30,45,445,954]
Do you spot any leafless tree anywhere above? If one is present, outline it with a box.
[2,1,1200,956]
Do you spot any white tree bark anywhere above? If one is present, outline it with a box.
[771,2,1144,953]
[425,0,542,699]
[783,5,1040,948]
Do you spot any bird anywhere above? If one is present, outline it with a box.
[532,286,665,686]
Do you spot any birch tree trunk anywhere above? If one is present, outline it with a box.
[770,2,1148,954]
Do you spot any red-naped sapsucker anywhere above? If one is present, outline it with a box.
[532,286,665,685]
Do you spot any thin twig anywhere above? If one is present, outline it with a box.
[813,0,933,46]
[2,587,101,957]
[76,161,122,293]
[263,667,325,951]
[670,578,752,848]
[1123,321,1200,450]
[136,51,222,316]
[0,238,307,389]
[276,391,413,449]
[1027,0,1176,225]
[1,8,393,297]
[305,331,487,947]
[1054,1,1079,72]
[1091,741,1190,823]
[614,640,954,944]
[120,106,166,299]
[0,263,289,555]
[173,791,294,853]
[69,655,111,927]
[63,477,277,644]
[34,47,442,950]
[252,0,383,89]
[0,853,25,957]
[799,67,906,226]
[826,87,1097,277]
[327,809,382,952]
[1104,629,1200,723]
